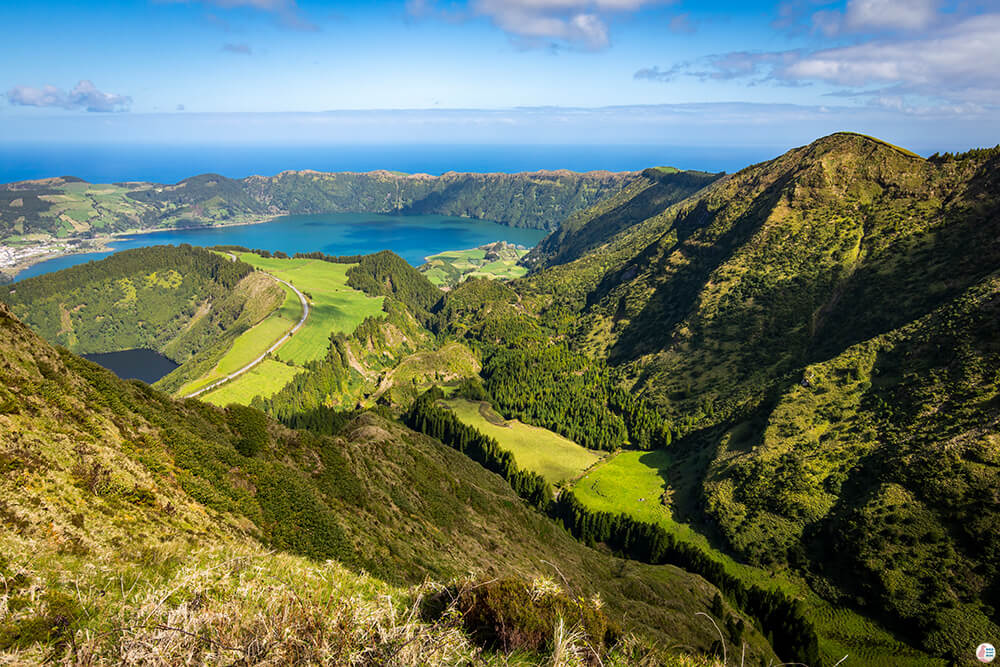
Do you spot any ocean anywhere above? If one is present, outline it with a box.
[0,143,774,184]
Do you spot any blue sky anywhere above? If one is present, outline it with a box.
[1,0,998,152]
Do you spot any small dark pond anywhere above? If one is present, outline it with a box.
[82,349,179,384]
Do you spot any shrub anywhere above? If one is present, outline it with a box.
[226,404,269,457]
[423,578,618,655]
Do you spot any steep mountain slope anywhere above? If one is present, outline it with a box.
[706,271,1000,655]
[0,299,772,663]
[526,133,1000,424]
[523,167,721,268]
[515,133,1000,658]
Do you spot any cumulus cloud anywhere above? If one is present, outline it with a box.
[6,80,132,112]
[781,13,1000,102]
[222,42,253,54]
[410,0,666,50]
[640,8,1000,110]
[844,0,940,31]
[167,0,317,31]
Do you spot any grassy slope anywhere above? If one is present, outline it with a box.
[179,254,387,404]
[0,299,772,664]
[176,280,302,396]
[237,253,385,365]
[444,398,602,484]
[420,246,530,287]
[200,358,302,406]
[2,247,283,399]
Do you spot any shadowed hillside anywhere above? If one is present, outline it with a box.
[514,133,1000,659]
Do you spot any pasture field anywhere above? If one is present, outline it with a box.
[201,359,302,406]
[177,282,301,396]
[420,246,528,286]
[571,451,940,666]
[237,253,385,365]
[443,398,601,484]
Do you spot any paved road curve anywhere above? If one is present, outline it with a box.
[184,275,309,398]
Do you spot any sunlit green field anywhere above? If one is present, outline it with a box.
[420,247,528,286]
[237,253,385,365]
[201,359,302,406]
[571,451,942,666]
[444,398,601,484]
[178,282,301,396]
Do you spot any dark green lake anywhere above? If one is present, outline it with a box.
[83,349,179,384]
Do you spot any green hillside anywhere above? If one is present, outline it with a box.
[6,132,999,664]
[0,298,771,665]
[522,167,722,269]
[512,133,1000,659]
[3,246,283,389]
[244,168,635,230]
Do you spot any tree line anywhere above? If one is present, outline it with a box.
[406,387,551,508]
[481,345,672,450]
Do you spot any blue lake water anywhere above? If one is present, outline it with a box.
[14,212,549,282]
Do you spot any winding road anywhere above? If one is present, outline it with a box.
[184,274,309,399]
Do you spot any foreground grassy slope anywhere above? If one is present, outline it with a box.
[0,299,771,663]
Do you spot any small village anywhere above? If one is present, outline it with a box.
[0,239,87,274]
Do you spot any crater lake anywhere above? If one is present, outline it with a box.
[13,213,548,282]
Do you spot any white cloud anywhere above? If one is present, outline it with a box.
[165,0,317,31]
[412,0,666,50]
[6,80,132,112]
[780,13,1000,102]
[844,0,940,31]
[642,10,1000,109]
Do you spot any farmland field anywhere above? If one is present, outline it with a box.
[420,245,528,286]
[177,281,301,396]
[443,398,601,484]
[237,253,385,365]
[201,359,302,406]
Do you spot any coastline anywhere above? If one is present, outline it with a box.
[1,213,284,282]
